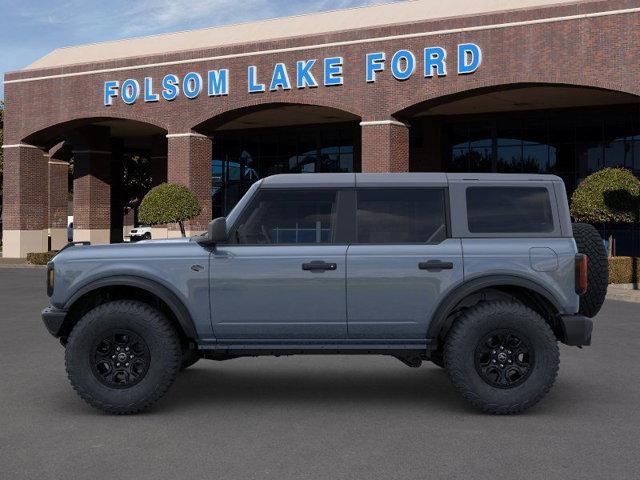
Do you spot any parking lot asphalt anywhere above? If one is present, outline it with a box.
[1,267,639,480]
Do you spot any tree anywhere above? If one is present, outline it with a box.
[138,183,202,237]
[121,153,152,224]
[570,167,640,255]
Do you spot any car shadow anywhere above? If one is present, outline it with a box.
[158,360,469,413]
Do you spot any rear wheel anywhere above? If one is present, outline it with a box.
[444,301,559,414]
[65,300,181,414]
[572,223,608,318]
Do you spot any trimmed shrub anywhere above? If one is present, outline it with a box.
[570,168,640,224]
[27,251,58,265]
[138,183,202,237]
[608,256,640,284]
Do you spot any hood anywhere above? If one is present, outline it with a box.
[53,237,195,262]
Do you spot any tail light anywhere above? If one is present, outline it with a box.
[47,263,55,297]
[575,254,588,295]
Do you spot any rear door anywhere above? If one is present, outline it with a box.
[346,187,463,339]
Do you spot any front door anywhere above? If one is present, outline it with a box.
[346,188,464,339]
[210,188,348,340]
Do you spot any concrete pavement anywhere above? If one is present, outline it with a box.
[0,268,639,480]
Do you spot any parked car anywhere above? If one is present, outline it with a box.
[129,226,152,242]
[41,173,607,415]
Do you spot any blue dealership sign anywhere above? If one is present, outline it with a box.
[103,43,482,106]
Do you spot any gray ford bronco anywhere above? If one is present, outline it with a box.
[42,173,607,415]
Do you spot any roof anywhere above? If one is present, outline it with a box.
[25,0,587,70]
[260,172,561,188]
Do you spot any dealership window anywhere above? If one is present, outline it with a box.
[356,189,447,243]
[441,105,640,197]
[212,123,357,218]
[466,187,554,234]
[232,189,338,245]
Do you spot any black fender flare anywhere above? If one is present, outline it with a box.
[426,275,563,340]
[63,275,197,339]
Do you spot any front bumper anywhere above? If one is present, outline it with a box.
[559,314,593,346]
[42,305,68,337]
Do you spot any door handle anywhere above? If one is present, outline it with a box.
[419,260,454,271]
[302,261,337,271]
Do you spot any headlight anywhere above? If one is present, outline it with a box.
[47,264,55,297]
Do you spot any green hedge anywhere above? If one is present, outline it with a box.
[609,256,640,284]
[571,168,640,224]
[27,251,58,265]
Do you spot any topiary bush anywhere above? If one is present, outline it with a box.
[138,183,202,237]
[571,168,640,256]
[570,168,640,224]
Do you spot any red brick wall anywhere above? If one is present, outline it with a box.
[4,0,640,147]
[2,146,48,230]
[73,151,112,230]
[361,123,410,172]
[167,135,212,230]
[48,161,68,229]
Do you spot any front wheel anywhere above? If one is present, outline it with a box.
[444,301,559,414]
[65,300,182,414]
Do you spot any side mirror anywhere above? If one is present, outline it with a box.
[207,217,228,243]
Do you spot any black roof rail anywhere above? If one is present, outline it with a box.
[58,241,91,253]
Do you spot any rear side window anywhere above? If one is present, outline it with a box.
[466,187,554,233]
[356,189,447,243]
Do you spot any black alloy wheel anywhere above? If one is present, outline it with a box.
[91,330,150,388]
[474,330,533,388]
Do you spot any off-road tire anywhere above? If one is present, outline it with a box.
[444,301,559,414]
[572,223,608,318]
[65,300,181,414]
[180,347,201,370]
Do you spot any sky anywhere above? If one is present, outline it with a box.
[0,0,400,100]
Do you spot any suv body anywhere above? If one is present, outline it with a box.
[42,173,599,414]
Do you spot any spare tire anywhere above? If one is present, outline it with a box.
[572,223,608,318]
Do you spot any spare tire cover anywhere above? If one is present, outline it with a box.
[572,223,608,318]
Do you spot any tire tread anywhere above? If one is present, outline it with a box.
[444,301,559,415]
[65,300,181,415]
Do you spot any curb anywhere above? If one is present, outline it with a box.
[606,290,640,304]
[0,264,46,269]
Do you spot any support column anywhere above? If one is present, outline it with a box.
[48,159,69,250]
[1,144,49,257]
[48,142,71,250]
[360,120,410,173]
[71,127,112,244]
[150,134,168,187]
[150,134,169,239]
[166,132,212,236]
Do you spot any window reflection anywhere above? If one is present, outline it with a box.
[444,106,640,195]
[212,123,357,217]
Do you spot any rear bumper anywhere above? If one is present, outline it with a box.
[559,314,593,346]
[42,305,68,337]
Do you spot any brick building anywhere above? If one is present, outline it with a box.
[3,0,640,257]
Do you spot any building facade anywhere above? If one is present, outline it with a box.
[3,0,640,257]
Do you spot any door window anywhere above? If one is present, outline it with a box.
[233,189,338,244]
[356,189,447,243]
